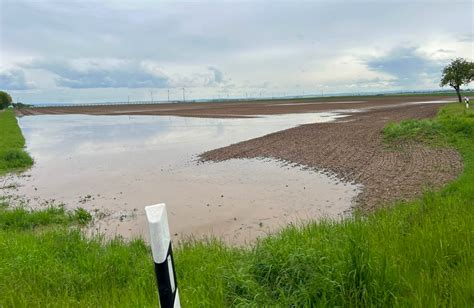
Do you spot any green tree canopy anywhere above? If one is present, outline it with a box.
[0,91,13,110]
[440,58,474,102]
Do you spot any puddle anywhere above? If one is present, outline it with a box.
[2,112,361,244]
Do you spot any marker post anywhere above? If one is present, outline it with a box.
[145,204,181,308]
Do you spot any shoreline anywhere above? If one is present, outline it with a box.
[13,95,465,212]
[201,102,463,210]
[3,111,358,245]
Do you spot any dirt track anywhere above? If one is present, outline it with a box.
[201,102,463,210]
[17,95,456,118]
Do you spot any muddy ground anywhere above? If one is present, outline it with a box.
[17,95,456,118]
[18,95,464,210]
[201,102,463,210]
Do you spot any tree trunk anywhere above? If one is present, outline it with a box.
[455,86,462,103]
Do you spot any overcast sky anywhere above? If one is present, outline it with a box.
[0,0,473,104]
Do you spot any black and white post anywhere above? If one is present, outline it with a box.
[145,203,181,308]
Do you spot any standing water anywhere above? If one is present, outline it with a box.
[2,112,361,244]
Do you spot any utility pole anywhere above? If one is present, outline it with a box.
[167,89,170,102]
[150,91,154,103]
[128,95,130,104]
[182,88,185,102]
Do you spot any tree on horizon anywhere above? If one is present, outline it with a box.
[440,58,474,103]
[0,91,13,109]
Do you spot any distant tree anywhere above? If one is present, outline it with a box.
[12,102,32,109]
[0,91,13,109]
[440,58,474,103]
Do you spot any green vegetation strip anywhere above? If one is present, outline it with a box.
[0,110,33,175]
[0,104,472,306]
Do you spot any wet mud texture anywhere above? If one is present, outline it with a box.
[201,103,463,210]
[17,95,454,118]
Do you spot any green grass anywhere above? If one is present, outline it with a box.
[0,203,91,231]
[383,104,473,147]
[383,119,447,146]
[0,110,33,175]
[0,104,472,306]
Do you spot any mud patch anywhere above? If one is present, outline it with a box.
[201,103,463,210]
[2,112,359,245]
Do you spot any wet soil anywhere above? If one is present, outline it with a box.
[14,95,465,218]
[201,103,463,210]
[2,113,359,244]
[17,95,457,118]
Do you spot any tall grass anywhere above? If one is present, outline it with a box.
[0,104,472,306]
[0,202,238,306]
[0,110,33,174]
[383,119,447,146]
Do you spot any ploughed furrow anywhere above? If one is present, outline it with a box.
[202,103,463,210]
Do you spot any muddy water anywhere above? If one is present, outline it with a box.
[2,112,361,244]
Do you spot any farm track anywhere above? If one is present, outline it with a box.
[201,103,463,210]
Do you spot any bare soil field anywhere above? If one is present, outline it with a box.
[17,95,464,210]
[201,102,463,210]
[17,95,455,118]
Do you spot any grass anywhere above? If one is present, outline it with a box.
[0,203,92,231]
[383,119,447,146]
[0,103,472,306]
[0,110,33,175]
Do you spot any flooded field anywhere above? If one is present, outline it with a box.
[2,112,361,244]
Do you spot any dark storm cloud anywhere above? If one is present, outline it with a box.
[0,69,34,90]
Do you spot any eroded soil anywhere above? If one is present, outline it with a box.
[201,103,463,210]
[17,95,465,211]
[17,95,455,118]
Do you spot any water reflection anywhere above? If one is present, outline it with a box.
[20,112,345,161]
[5,112,360,244]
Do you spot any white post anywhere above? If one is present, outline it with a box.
[145,204,181,308]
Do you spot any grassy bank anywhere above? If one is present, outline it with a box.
[0,110,33,175]
[0,104,472,306]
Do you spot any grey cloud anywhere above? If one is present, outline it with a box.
[366,47,442,86]
[436,49,454,53]
[2,0,473,101]
[0,69,34,90]
[459,33,473,42]
[25,60,170,89]
[207,67,225,84]
[4,1,471,64]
